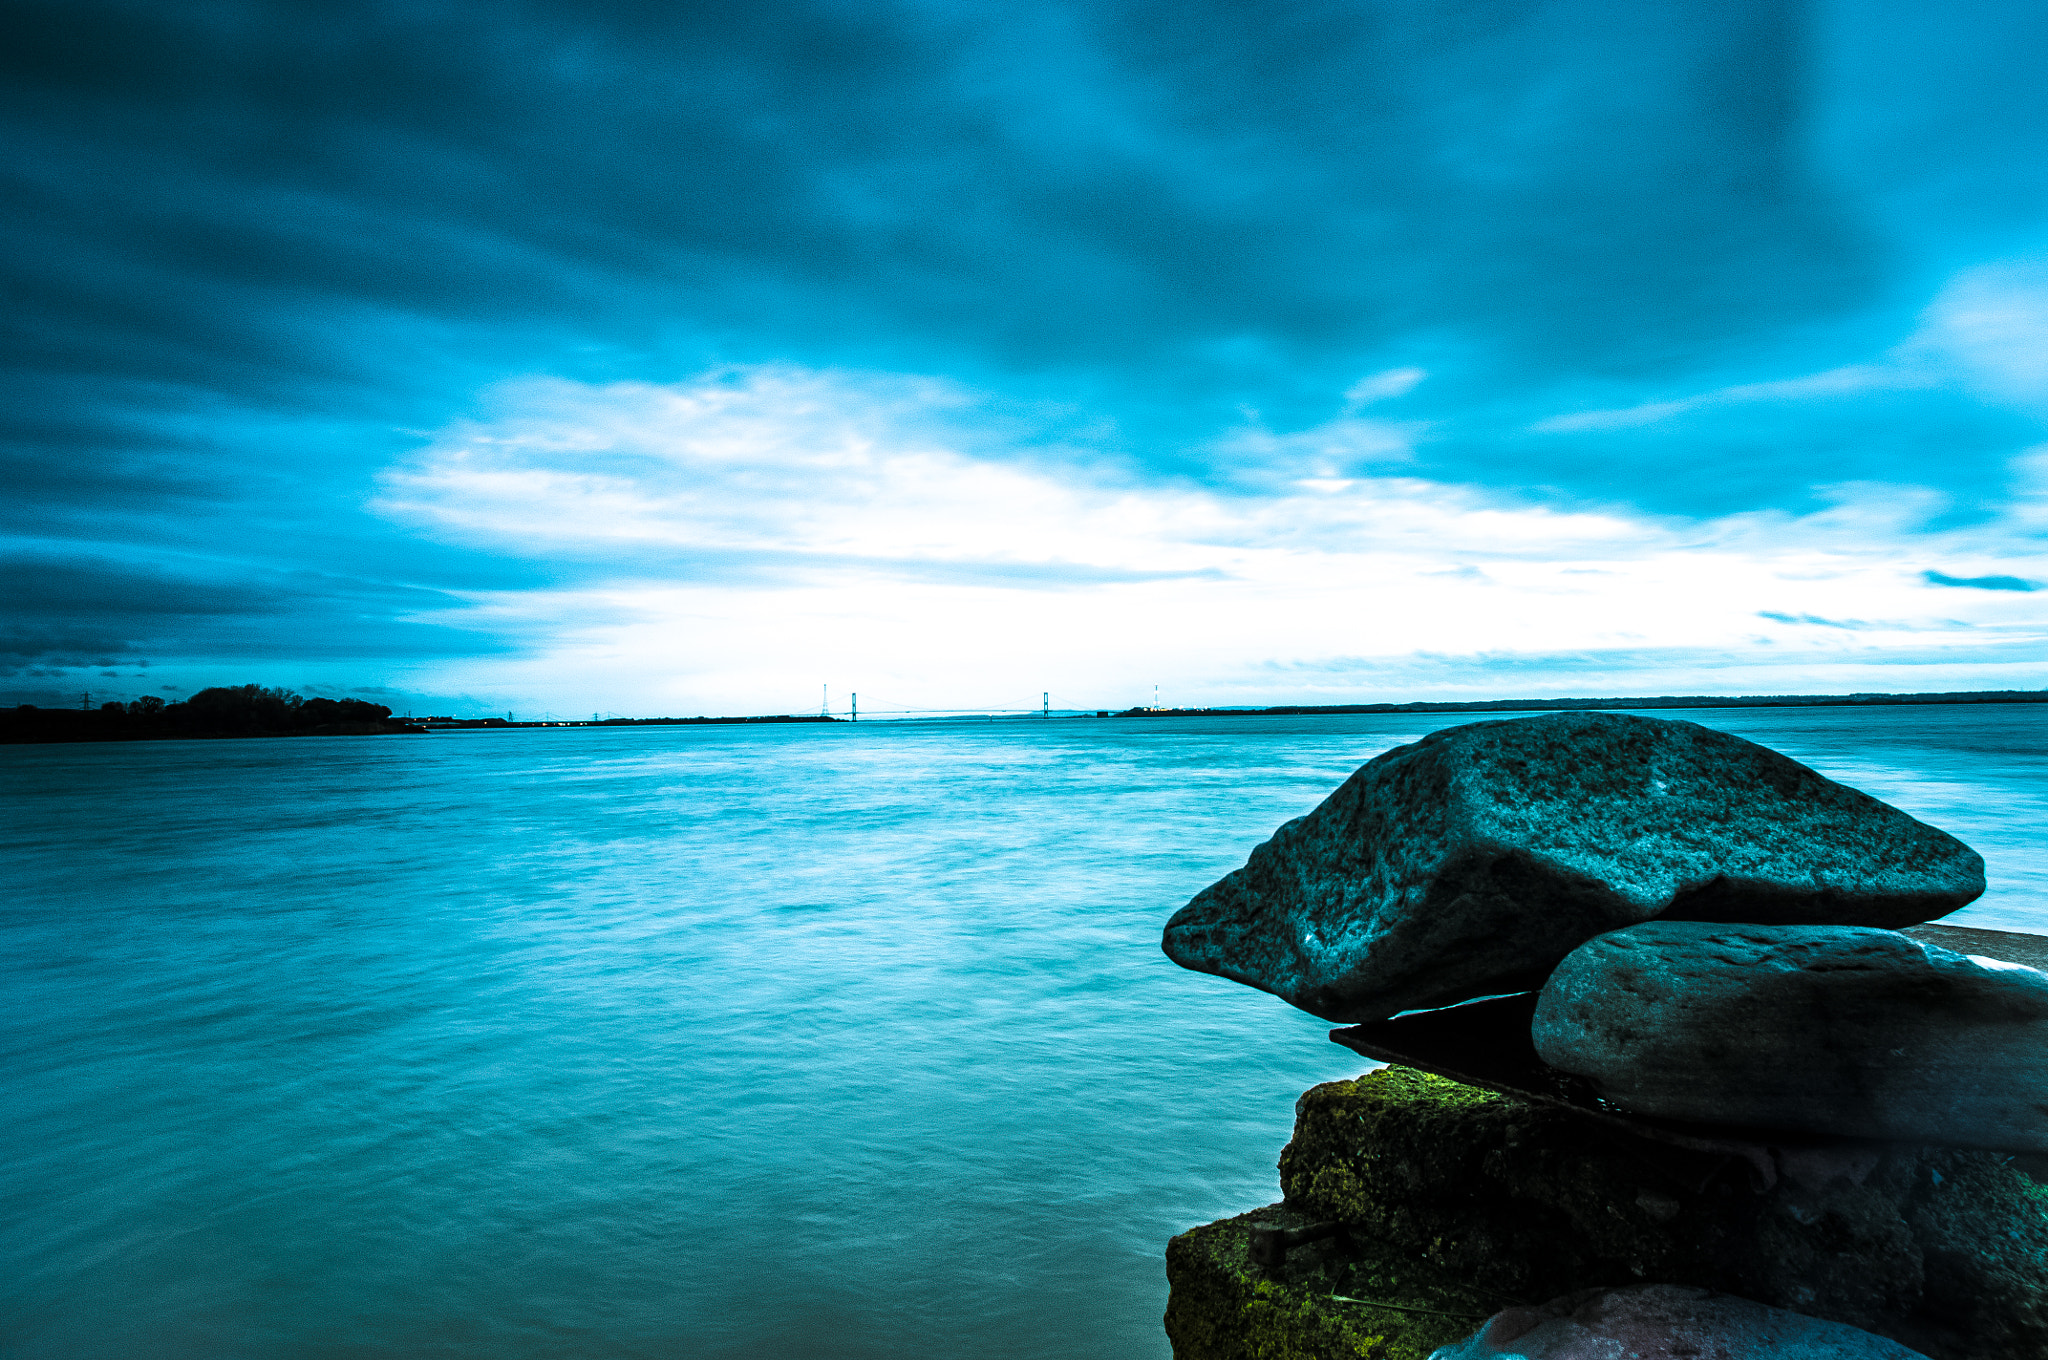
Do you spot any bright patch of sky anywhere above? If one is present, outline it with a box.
[6,0,2048,714]
[361,364,2048,715]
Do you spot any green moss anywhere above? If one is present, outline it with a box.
[1277,1066,1694,1304]
[1162,1204,1478,1360]
[1166,1065,2048,1360]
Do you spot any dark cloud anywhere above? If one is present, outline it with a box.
[0,1,1903,429]
[7,552,286,621]
[1490,387,2045,516]
[1,550,509,675]
[4,0,2047,678]
[1924,570,2042,592]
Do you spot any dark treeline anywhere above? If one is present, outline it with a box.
[2,685,426,744]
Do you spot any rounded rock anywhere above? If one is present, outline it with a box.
[1532,921,2048,1150]
[1430,1284,1929,1359]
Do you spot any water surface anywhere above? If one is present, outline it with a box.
[4,706,2044,1358]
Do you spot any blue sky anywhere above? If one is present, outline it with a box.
[7,0,2048,715]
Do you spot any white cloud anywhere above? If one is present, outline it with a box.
[375,365,2048,715]
[1206,413,1424,479]
[1907,260,2048,412]
[1343,366,1428,409]
[1532,365,1912,433]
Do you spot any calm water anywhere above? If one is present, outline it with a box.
[4,706,2045,1359]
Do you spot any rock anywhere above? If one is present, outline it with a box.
[1254,1066,2048,1359]
[1164,1202,1483,1360]
[1430,1284,1930,1359]
[1162,712,1982,1021]
[1532,922,2048,1151]
[1907,922,2048,973]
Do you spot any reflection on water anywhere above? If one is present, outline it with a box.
[2,705,2042,1358]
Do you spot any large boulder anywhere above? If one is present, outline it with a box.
[1162,712,1982,1020]
[1430,1285,1929,1359]
[1532,922,2048,1150]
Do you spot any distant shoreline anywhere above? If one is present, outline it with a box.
[10,688,2047,745]
[424,688,2048,729]
[1114,689,2048,718]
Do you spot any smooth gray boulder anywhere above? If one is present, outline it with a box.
[1430,1284,1928,1359]
[1533,921,2048,1150]
[1163,712,1983,1021]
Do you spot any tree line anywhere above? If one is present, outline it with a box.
[2,685,426,744]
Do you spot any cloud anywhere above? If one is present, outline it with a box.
[10,2,2048,711]
[0,548,509,680]
[1531,365,1915,433]
[1908,260,2048,413]
[0,0,1930,518]
[1924,570,2042,592]
[1532,254,2048,437]
[1756,611,1882,630]
[1207,414,1424,483]
[376,366,1641,576]
[1343,368,1428,410]
[1509,255,2048,516]
[372,365,2048,713]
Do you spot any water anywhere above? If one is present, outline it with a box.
[4,705,2045,1359]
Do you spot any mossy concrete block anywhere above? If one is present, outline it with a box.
[1163,1202,1480,1360]
[1270,1067,2048,1360]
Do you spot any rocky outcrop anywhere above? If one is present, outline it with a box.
[1431,1284,1929,1359]
[1164,1065,2048,1360]
[1158,716,2037,1357]
[1531,922,2048,1151]
[1162,713,1982,1021]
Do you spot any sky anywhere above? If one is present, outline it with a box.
[8,0,2048,717]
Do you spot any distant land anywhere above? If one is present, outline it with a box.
[2,685,425,744]
[0,692,844,744]
[1115,689,2048,717]
[9,687,2048,744]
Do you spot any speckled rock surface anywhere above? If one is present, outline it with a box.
[1429,1284,1928,1359]
[1532,922,2048,1151]
[1263,1067,2048,1360]
[1162,712,1982,1021]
